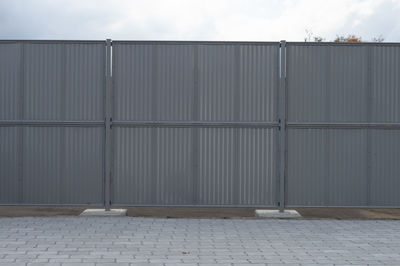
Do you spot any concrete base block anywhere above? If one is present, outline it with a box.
[255,209,302,218]
[79,209,127,217]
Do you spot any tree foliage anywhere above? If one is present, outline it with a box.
[304,30,384,42]
[334,34,362,42]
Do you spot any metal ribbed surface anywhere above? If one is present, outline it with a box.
[370,130,400,206]
[287,129,400,207]
[0,43,20,120]
[0,127,103,204]
[64,43,105,120]
[0,127,19,203]
[198,44,278,121]
[286,43,400,207]
[3,40,399,207]
[287,44,369,122]
[1,41,105,121]
[239,45,278,121]
[23,42,105,120]
[0,41,105,204]
[113,42,279,122]
[198,45,279,121]
[113,43,195,121]
[112,128,192,205]
[371,46,400,123]
[287,129,368,206]
[199,128,276,205]
[112,42,278,206]
[112,127,276,206]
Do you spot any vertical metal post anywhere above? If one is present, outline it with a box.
[279,40,287,212]
[104,39,112,211]
[18,42,25,204]
[191,45,199,204]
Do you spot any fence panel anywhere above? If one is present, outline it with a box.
[0,41,105,204]
[111,42,279,206]
[286,43,400,207]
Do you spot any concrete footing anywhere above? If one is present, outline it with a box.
[79,209,127,217]
[255,209,302,218]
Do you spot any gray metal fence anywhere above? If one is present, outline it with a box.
[0,41,105,205]
[0,40,399,208]
[286,42,400,207]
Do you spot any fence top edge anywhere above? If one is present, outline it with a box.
[2,40,400,46]
[0,40,106,44]
[112,40,280,45]
[287,41,400,46]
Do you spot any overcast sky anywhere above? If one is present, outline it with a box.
[1,0,399,41]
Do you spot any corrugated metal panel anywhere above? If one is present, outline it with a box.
[286,43,400,207]
[371,46,400,123]
[62,128,104,204]
[287,44,368,123]
[64,43,105,120]
[239,45,278,121]
[199,128,276,205]
[113,43,195,121]
[197,45,235,121]
[3,40,399,208]
[111,42,279,206]
[23,42,105,120]
[23,43,64,120]
[0,127,19,203]
[287,129,368,206]
[287,128,400,207]
[113,42,279,122]
[0,41,105,205]
[370,130,400,206]
[0,42,105,121]
[0,127,104,204]
[112,128,193,205]
[0,43,21,120]
[112,127,276,206]
[198,44,278,121]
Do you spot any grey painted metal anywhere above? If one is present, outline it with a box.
[2,39,400,208]
[112,121,279,128]
[0,120,104,127]
[278,41,287,212]
[286,42,400,207]
[104,39,112,211]
[0,41,105,204]
[112,42,279,206]
[112,127,276,205]
[287,122,400,129]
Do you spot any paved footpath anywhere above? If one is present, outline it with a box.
[0,217,399,266]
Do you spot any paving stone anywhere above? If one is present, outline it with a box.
[0,218,399,265]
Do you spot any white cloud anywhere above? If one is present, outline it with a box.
[0,0,399,41]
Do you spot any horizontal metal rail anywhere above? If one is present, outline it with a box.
[0,120,105,127]
[0,40,106,44]
[287,122,400,129]
[287,42,400,46]
[286,205,400,208]
[112,120,279,128]
[113,40,279,45]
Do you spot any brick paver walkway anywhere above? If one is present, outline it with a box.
[0,217,399,265]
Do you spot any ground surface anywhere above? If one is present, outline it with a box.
[1,206,400,219]
[0,217,400,265]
